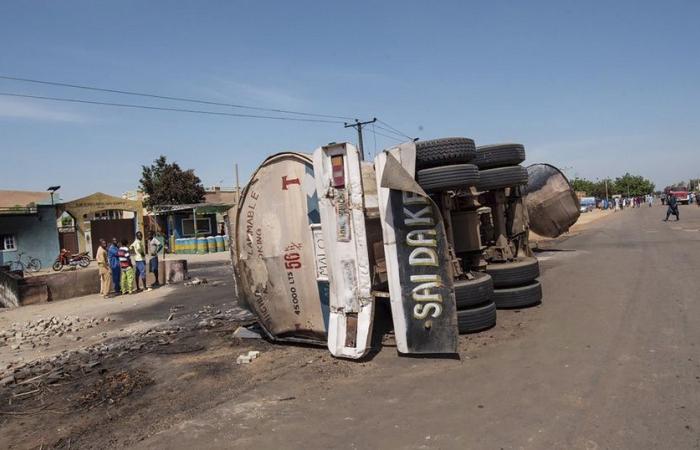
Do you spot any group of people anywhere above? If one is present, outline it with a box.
[95,231,162,299]
[604,195,654,211]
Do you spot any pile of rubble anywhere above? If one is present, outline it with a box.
[1,305,256,389]
[0,315,113,350]
[192,304,255,328]
[0,326,183,388]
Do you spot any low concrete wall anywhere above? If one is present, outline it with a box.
[44,269,100,301]
[19,283,49,305]
[1,258,190,307]
[0,270,21,308]
[15,269,100,304]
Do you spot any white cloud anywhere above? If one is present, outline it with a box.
[197,77,308,110]
[0,97,87,123]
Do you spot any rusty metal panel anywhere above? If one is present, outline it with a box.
[524,163,581,238]
[233,153,328,344]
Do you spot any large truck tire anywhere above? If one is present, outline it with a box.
[415,137,476,170]
[485,257,540,288]
[473,144,526,169]
[493,281,542,309]
[457,301,497,333]
[454,272,494,309]
[477,166,529,191]
[417,164,479,192]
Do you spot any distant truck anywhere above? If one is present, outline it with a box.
[664,186,689,205]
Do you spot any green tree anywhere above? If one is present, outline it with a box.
[570,174,655,198]
[612,173,655,196]
[140,155,206,210]
[570,178,613,198]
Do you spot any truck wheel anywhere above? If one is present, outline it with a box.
[473,144,526,169]
[415,137,476,170]
[454,272,494,309]
[477,166,529,191]
[485,257,540,288]
[417,164,479,192]
[457,301,497,333]
[493,281,542,309]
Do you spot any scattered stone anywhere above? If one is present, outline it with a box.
[184,277,208,287]
[233,327,262,339]
[236,354,252,364]
[1,375,15,386]
[167,313,174,321]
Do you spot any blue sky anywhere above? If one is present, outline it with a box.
[1,0,698,200]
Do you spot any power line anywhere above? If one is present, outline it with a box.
[0,74,356,120]
[344,118,377,160]
[377,118,413,140]
[0,92,345,123]
[374,124,410,140]
[372,129,405,142]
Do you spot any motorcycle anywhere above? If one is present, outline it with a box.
[52,249,91,271]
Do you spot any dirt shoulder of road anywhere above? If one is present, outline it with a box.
[530,208,615,245]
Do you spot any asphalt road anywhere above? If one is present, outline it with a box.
[141,204,700,449]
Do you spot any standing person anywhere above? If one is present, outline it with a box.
[96,238,111,299]
[131,231,147,292]
[148,232,162,288]
[108,237,121,295]
[647,195,653,207]
[664,194,679,221]
[118,239,135,294]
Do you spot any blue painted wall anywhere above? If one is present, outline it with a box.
[170,213,217,238]
[0,206,60,270]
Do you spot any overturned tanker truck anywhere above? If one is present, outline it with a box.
[228,138,579,359]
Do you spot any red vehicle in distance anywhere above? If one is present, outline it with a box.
[664,186,689,205]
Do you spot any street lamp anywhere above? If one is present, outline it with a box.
[47,186,61,205]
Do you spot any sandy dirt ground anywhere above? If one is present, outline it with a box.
[2,203,700,449]
[529,207,614,244]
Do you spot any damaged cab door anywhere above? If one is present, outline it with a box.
[375,143,460,354]
[313,143,374,359]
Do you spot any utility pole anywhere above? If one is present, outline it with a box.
[344,118,376,160]
[605,179,609,202]
[234,163,240,205]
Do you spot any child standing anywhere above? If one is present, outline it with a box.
[118,239,135,294]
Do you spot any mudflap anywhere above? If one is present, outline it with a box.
[374,143,459,355]
[313,143,374,359]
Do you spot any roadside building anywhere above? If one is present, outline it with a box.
[0,190,61,270]
[151,203,232,254]
[57,192,144,258]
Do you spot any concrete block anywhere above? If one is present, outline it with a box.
[165,260,188,284]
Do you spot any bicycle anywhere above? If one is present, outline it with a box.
[9,251,42,274]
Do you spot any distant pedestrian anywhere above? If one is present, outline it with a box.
[148,232,162,288]
[118,239,135,294]
[664,194,679,221]
[108,237,121,295]
[96,239,111,299]
[131,231,147,291]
